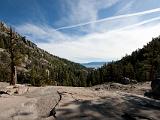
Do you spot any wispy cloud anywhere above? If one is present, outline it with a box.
[37,23,160,63]
[16,23,72,43]
[56,0,119,32]
[118,16,160,31]
[115,1,134,15]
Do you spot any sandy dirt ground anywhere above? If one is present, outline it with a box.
[0,82,160,120]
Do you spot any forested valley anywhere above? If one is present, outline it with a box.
[1,21,160,87]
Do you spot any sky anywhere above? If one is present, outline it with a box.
[1,0,160,63]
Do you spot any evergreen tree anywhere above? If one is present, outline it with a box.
[7,27,23,85]
[0,38,4,48]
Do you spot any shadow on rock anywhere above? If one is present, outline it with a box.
[56,93,160,120]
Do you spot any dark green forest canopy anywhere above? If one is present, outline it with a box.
[1,21,160,86]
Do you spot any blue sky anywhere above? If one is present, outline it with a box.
[1,0,160,63]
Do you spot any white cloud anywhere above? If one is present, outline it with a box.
[36,22,160,63]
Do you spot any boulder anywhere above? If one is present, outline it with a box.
[122,77,130,85]
[151,77,160,99]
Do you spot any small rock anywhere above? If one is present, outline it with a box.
[95,88,101,91]
[130,80,138,84]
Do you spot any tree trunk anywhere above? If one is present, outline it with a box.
[10,64,17,85]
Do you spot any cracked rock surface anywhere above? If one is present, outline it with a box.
[0,82,160,120]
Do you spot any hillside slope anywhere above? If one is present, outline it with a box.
[87,36,160,85]
[0,22,88,86]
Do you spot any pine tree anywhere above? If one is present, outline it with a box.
[7,27,17,85]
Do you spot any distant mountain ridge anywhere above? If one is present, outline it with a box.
[82,62,107,68]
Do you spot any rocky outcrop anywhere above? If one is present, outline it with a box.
[54,86,160,120]
[0,84,29,95]
[0,83,159,120]
[0,85,60,120]
[121,77,137,85]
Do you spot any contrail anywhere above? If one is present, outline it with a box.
[118,16,160,31]
[55,7,160,31]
